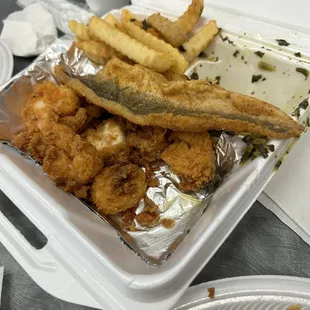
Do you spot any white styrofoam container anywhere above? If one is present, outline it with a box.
[1,1,310,309]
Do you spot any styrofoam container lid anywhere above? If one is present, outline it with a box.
[0,40,13,86]
[174,276,310,309]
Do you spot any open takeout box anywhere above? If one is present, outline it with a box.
[0,0,310,309]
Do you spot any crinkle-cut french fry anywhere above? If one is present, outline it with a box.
[68,20,92,41]
[147,13,187,47]
[104,13,125,32]
[182,20,219,62]
[146,27,162,39]
[176,0,204,34]
[88,16,172,72]
[122,11,188,73]
[76,40,118,65]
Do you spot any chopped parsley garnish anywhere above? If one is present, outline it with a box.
[276,39,290,46]
[296,67,309,80]
[190,72,199,80]
[254,51,265,58]
[252,75,262,83]
[291,99,309,119]
[241,134,274,164]
[274,160,282,170]
[294,52,302,58]
[142,19,151,30]
[233,50,240,57]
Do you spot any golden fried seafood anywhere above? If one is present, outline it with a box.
[126,124,169,163]
[58,107,88,132]
[82,118,126,159]
[54,60,304,139]
[12,81,103,197]
[92,164,147,214]
[161,132,216,191]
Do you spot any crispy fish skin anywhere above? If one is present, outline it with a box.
[54,60,304,139]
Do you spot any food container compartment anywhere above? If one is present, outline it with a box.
[0,1,309,309]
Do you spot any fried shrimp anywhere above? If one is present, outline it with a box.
[13,81,103,197]
[83,118,126,157]
[161,131,216,191]
[92,164,147,214]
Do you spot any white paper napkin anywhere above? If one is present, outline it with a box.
[0,3,57,57]
[17,0,93,34]
[258,128,310,245]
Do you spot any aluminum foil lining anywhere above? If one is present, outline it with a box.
[0,35,246,265]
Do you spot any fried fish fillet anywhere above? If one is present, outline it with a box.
[54,59,303,139]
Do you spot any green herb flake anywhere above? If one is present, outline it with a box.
[130,18,137,22]
[252,74,262,83]
[276,39,290,46]
[142,19,151,30]
[296,67,309,80]
[190,72,199,80]
[198,51,207,58]
[215,76,221,85]
[274,160,283,170]
[254,51,265,58]
[220,34,235,46]
[258,61,276,72]
[241,134,273,164]
[299,98,309,109]
[291,107,301,118]
[307,117,310,127]
[291,99,308,119]
[233,50,240,58]
[294,52,302,58]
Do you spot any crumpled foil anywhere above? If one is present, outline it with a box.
[0,35,246,265]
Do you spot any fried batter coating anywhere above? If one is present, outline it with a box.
[92,164,147,214]
[126,124,169,163]
[54,60,304,139]
[136,197,160,227]
[13,81,103,195]
[83,118,126,159]
[58,108,88,132]
[40,122,103,185]
[161,132,216,191]
[31,81,81,116]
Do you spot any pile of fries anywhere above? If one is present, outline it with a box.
[68,0,219,78]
